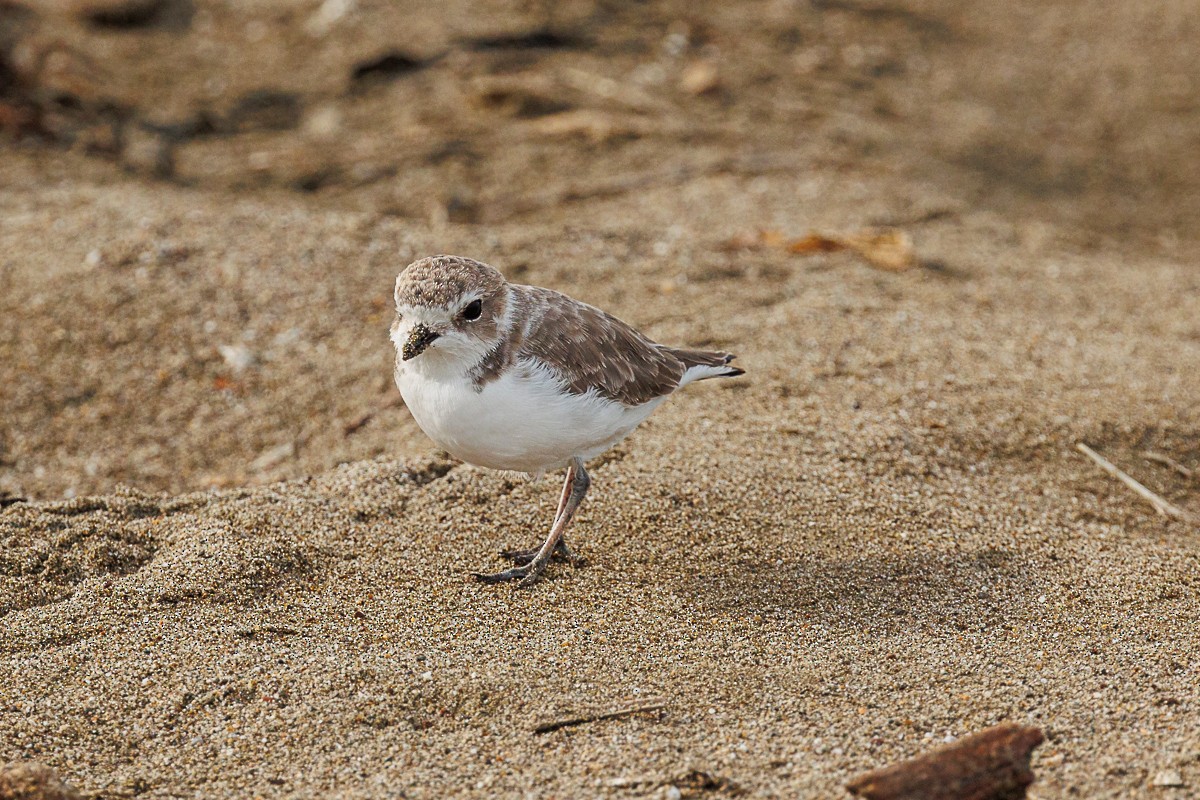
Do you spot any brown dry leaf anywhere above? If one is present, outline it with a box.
[719,227,916,272]
[758,229,788,249]
[786,233,845,254]
[789,229,915,271]
[841,228,917,272]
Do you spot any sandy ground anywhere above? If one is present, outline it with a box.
[2,1,1199,797]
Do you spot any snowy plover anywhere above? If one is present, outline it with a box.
[390,255,744,586]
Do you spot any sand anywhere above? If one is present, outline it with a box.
[2,1,1198,797]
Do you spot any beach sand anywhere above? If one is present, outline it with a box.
[2,1,1198,796]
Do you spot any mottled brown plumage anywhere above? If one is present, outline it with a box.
[516,286,687,406]
[468,284,740,406]
[394,255,506,309]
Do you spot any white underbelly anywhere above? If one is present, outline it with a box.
[396,361,663,474]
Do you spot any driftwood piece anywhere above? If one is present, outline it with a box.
[846,723,1044,800]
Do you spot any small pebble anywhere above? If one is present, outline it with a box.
[1152,770,1184,788]
[218,344,255,373]
[680,60,719,95]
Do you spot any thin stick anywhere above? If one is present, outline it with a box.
[1076,443,1191,521]
[1143,451,1194,479]
[532,701,666,735]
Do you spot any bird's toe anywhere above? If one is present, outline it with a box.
[499,538,581,566]
[473,566,528,584]
[498,547,539,566]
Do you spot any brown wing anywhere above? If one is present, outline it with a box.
[515,286,686,407]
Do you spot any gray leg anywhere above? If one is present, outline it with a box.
[499,469,582,565]
[475,459,590,587]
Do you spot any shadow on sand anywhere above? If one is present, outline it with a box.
[681,546,1036,635]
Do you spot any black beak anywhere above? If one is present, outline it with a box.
[402,323,440,361]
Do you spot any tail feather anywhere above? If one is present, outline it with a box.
[662,346,745,386]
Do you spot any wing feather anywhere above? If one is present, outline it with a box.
[515,286,685,407]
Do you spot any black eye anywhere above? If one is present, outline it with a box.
[462,299,483,321]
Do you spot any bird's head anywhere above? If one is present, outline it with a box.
[390,255,509,366]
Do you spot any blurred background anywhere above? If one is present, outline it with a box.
[3,0,1195,230]
[2,0,1198,500]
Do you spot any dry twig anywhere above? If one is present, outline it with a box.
[1142,451,1194,479]
[1077,443,1192,521]
[532,701,665,734]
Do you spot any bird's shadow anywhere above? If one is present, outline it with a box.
[679,546,1033,634]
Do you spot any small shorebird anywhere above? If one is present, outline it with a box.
[390,255,744,586]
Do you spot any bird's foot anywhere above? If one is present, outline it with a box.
[473,560,547,588]
[498,538,583,567]
[476,540,584,587]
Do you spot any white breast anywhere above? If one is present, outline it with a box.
[395,357,665,475]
